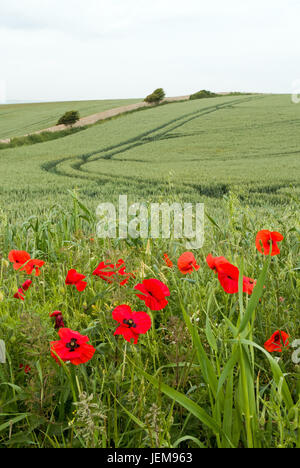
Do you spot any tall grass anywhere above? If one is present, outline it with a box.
[0,192,299,448]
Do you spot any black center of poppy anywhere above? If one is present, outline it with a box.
[123,319,137,328]
[66,338,80,352]
[274,334,280,342]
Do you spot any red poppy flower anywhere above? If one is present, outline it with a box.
[93,261,115,282]
[14,279,33,301]
[255,230,284,256]
[112,304,152,344]
[217,262,240,294]
[8,250,45,276]
[8,250,31,270]
[19,364,31,374]
[177,252,200,274]
[264,330,289,353]
[216,263,256,295]
[115,259,135,286]
[163,254,174,268]
[14,289,25,301]
[21,279,32,291]
[93,259,134,286]
[25,259,45,276]
[65,269,87,291]
[206,254,230,273]
[50,328,95,365]
[50,311,65,329]
[242,276,257,295]
[134,278,170,311]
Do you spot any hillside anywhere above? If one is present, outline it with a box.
[0,98,140,140]
[0,94,299,217]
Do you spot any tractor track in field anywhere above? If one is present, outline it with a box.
[41,95,266,197]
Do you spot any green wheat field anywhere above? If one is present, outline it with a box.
[0,93,299,448]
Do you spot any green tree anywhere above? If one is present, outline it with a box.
[57,110,80,126]
[144,88,166,104]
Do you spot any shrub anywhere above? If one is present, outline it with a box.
[144,88,166,104]
[57,110,80,126]
[189,90,219,100]
[227,91,254,96]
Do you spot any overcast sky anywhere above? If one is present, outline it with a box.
[0,0,299,103]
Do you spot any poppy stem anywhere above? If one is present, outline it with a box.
[114,335,119,368]
[69,364,78,402]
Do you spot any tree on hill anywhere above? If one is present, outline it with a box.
[144,88,166,104]
[57,110,80,126]
[189,90,219,100]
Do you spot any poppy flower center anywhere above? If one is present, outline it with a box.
[66,338,80,352]
[274,334,280,342]
[123,319,137,328]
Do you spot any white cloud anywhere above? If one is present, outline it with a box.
[0,0,299,101]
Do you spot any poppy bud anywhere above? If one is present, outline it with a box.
[50,311,65,330]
